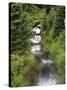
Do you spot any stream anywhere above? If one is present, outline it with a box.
[31,26,58,86]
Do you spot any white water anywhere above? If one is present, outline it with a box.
[33,27,41,34]
[31,27,58,86]
[41,59,53,64]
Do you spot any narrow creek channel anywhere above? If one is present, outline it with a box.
[31,26,58,86]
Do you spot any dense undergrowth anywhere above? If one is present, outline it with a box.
[41,6,65,83]
[10,3,65,86]
[11,52,43,87]
[10,3,44,87]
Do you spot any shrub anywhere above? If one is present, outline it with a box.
[41,6,65,83]
[11,53,43,87]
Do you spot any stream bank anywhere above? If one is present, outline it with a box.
[31,26,59,86]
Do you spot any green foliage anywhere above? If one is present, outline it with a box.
[41,8,47,31]
[49,32,65,83]
[10,3,44,87]
[11,74,29,87]
[10,3,44,53]
[21,4,43,26]
[10,3,65,86]
[41,6,65,83]
[51,6,65,38]
[11,53,43,87]
[10,3,34,53]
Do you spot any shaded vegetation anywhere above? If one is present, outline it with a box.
[11,52,43,87]
[9,3,65,87]
[10,3,44,87]
[10,3,34,53]
[41,6,65,83]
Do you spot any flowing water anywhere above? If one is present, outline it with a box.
[31,27,58,86]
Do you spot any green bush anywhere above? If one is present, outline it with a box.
[10,3,34,53]
[41,6,65,83]
[11,53,43,87]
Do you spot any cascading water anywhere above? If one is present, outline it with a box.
[31,26,58,86]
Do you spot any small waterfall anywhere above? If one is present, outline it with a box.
[31,26,58,86]
[31,27,41,55]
